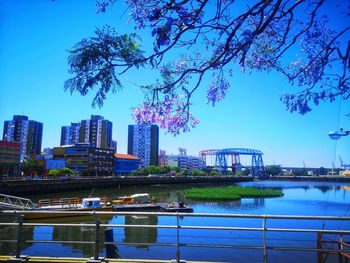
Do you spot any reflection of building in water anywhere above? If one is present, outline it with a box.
[316,185,341,193]
[53,222,96,257]
[0,224,34,255]
[124,215,158,248]
[52,217,112,257]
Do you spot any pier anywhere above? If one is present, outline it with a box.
[0,194,34,210]
[113,203,193,212]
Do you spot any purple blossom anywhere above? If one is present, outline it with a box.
[132,93,199,135]
[207,78,230,106]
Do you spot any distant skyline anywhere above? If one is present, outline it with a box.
[1,0,349,168]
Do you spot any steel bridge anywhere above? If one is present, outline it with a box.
[200,148,265,177]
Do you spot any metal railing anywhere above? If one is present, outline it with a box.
[0,194,34,210]
[0,210,349,263]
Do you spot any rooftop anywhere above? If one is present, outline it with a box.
[115,153,140,160]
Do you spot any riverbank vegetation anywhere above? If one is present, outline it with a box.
[130,166,251,177]
[184,186,283,201]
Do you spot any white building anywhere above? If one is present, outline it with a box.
[166,151,205,171]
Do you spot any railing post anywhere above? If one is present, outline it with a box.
[338,234,343,263]
[317,232,324,263]
[176,212,180,263]
[94,218,101,260]
[104,228,119,258]
[262,216,267,263]
[15,215,24,259]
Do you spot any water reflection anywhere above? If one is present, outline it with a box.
[0,215,113,258]
[237,181,346,193]
[1,180,350,262]
[123,215,158,248]
[52,216,113,257]
[0,225,34,255]
[342,185,350,192]
[197,198,266,210]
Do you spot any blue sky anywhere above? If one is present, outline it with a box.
[0,0,349,168]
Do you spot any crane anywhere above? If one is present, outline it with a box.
[339,156,350,169]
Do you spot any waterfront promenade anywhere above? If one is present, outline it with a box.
[1,175,350,195]
[0,176,252,195]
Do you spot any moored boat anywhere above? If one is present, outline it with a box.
[340,170,350,176]
[112,193,150,204]
[24,197,113,220]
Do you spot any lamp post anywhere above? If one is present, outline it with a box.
[328,128,349,176]
[328,128,350,140]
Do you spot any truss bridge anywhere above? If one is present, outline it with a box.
[200,148,265,177]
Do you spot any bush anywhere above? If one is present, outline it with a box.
[48,169,60,176]
[192,169,200,176]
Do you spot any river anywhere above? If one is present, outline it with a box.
[1,180,350,262]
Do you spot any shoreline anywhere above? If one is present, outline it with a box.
[1,175,349,195]
[269,175,350,182]
[0,176,252,195]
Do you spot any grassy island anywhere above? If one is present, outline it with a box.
[184,186,283,201]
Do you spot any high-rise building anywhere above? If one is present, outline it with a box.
[127,124,159,168]
[111,140,118,152]
[61,115,113,148]
[2,115,43,160]
[60,122,80,146]
[79,115,112,148]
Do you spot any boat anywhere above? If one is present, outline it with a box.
[159,202,194,212]
[112,193,163,211]
[340,170,350,177]
[23,197,113,220]
[112,193,150,204]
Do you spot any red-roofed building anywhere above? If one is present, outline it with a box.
[114,153,140,176]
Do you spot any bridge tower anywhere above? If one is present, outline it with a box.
[251,154,264,177]
[215,153,228,174]
[231,154,241,174]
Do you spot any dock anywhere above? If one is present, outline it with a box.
[113,202,193,212]
[158,203,194,213]
[0,193,34,210]
[113,203,160,211]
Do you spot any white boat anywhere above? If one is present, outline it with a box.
[24,197,113,220]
